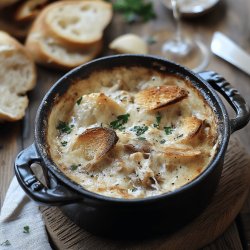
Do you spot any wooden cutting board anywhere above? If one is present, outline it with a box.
[40,137,250,250]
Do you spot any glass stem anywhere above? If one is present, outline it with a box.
[171,0,182,44]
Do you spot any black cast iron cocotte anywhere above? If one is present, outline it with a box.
[15,55,250,238]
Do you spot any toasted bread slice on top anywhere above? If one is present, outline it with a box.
[0,31,36,121]
[135,86,188,111]
[43,0,112,46]
[177,116,203,142]
[72,127,118,167]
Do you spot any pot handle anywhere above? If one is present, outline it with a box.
[15,144,82,205]
[199,71,250,134]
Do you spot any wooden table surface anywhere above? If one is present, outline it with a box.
[1,0,250,249]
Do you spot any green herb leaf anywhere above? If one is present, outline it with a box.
[23,225,30,234]
[124,11,139,23]
[138,137,146,140]
[57,121,74,134]
[70,164,78,171]
[131,125,148,136]
[160,139,166,144]
[164,126,173,135]
[76,96,82,105]
[176,134,184,139]
[61,141,67,147]
[0,240,11,246]
[153,113,161,128]
[131,187,138,192]
[110,114,130,130]
[113,0,156,23]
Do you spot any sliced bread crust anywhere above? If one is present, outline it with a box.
[0,31,36,121]
[26,32,102,70]
[0,87,28,122]
[14,0,49,22]
[43,0,112,46]
[26,12,102,70]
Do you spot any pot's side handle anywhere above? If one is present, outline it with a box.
[199,71,250,134]
[15,144,82,205]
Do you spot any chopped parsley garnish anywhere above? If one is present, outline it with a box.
[164,126,174,135]
[131,125,148,136]
[76,96,82,105]
[56,121,74,134]
[176,134,184,139]
[110,114,130,130]
[70,164,79,171]
[131,187,138,192]
[23,225,30,234]
[61,141,67,147]
[160,139,166,144]
[113,0,156,23]
[153,113,161,128]
[138,137,146,140]
[0,240,11,246]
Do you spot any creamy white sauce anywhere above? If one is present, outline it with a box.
[47,67,218,199]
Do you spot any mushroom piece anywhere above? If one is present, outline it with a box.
[135,86,188,111]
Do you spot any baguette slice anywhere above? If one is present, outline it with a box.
[26,12,102,70]
[15,0,49,22]
[0,31,36,121]
[43,0,112,46]
[0,87,28,121]
[26,30,102,70]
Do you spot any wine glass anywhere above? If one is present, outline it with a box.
[158,0,209,72]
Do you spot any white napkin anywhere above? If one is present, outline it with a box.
[0,177,52,250]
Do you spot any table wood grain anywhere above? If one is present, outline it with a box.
[1,0,250,249]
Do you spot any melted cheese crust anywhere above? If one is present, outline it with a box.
[47,67,218,199]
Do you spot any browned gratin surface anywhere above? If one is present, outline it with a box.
[47,67,218,199]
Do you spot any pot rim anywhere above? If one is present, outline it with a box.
[35,54,230,204]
